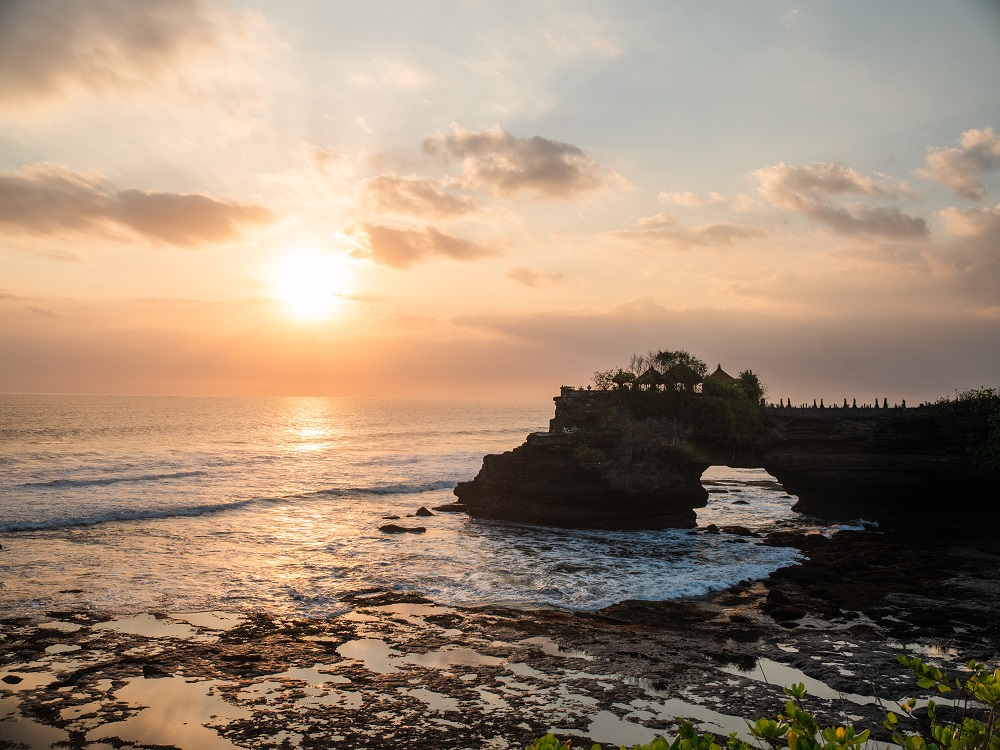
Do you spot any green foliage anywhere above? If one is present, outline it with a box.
[593,370,616,390]
[529,655,1000,750]
[592,369,638,391]
[525,734,593,750]
[973,408,1000,476]
[573,440,608,463]
[618,350,709,379]
[888,655,1000,750]
[738,370,766,404]
[654,350,709,380]
[926,387,1000,476]
[692,383,766,450]
[589,349,768,449]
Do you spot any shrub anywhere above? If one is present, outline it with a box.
[528,655,1000,750]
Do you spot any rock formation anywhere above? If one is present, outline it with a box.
[455,389,996,530]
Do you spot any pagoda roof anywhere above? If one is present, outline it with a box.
[707,364,738,383]
[633,367,664,386]
[664,362,702,384]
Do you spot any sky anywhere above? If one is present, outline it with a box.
[2,0,999,403]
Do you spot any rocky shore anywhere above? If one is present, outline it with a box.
[3,525,997,750]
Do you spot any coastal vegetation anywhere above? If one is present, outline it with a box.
[935,388,1000,476]
[590,350,768,451]
[528,654,1000,750]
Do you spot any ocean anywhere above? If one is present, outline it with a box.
[0,394,851,619]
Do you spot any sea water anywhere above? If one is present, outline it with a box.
[0,395,851,618]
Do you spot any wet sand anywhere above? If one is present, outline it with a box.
[2,529,998,750]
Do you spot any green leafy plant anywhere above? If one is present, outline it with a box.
[528,655,1000,750]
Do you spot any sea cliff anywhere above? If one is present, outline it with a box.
[455,387,997,529]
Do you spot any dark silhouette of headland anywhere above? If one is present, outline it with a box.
[454,351,1000,531]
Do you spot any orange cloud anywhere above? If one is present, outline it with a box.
[940,204,1000,238]
[919,128,1000,201]
[657,191,726,207]
[0,163,115,234]
[0,163,273,246]
[354,223,498,268]
[504,266,565,287]
[303,145,341,175]
[0,0,245,110]
[117,190,273,246]
[615,212,767,249]
[754,162,927,240]
[423,126,614,199]
[360,174,478,219]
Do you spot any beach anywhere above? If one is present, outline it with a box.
[2,395,998,748]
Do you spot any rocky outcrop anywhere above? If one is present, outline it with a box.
[761,409,995,524]
[455,389,996,530]
[454,421,708,529]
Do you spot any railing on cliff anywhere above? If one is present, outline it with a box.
[558,385,926,413]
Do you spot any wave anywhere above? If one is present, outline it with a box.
[0,497,259,533]
[1,479,459,533]
[17,470,208,490]
[312,479,456,497]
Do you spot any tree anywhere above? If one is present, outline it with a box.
[654,349,708,378]
[737,369,765,403]
[591,369,615,390]
[611,369,635,389]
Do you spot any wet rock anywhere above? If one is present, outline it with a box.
[721,525,759,537]
[142,663,170,678]
[432,503,468,513]
[762,531,829,549]
[703,524,720,534]
[382,515,401,520]
[415,506,434,517]
[2,675,23,684]
[732,499,750,505]
[379,524,426,534]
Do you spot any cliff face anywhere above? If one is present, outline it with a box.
[455,389,995,530]
[454,398,709,528]
[762,408,994,523]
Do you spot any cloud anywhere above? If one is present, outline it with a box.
[755,162,905,199]
[303,145,340,175]
[504,266,565,287]
[939,204,1000,238]
[354,223,498,269]
[919,128,1000,200]
[754,162,927,239]
[117,190,273,246]
[360,174,478,219]
[0,0,246,109]
[0,163,116,234]
[0,163,273,246]
[658,191,726,207]
[423,126,614,199]
[615,212,767,249]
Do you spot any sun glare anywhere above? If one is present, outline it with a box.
[271,252,354,321]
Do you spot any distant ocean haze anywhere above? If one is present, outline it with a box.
[0,395,854,617]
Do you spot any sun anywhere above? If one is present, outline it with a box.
[270,251,354,321]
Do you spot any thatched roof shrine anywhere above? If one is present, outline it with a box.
[664,363,702,389]
[707,364,737,384]
[634,367,665,388]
